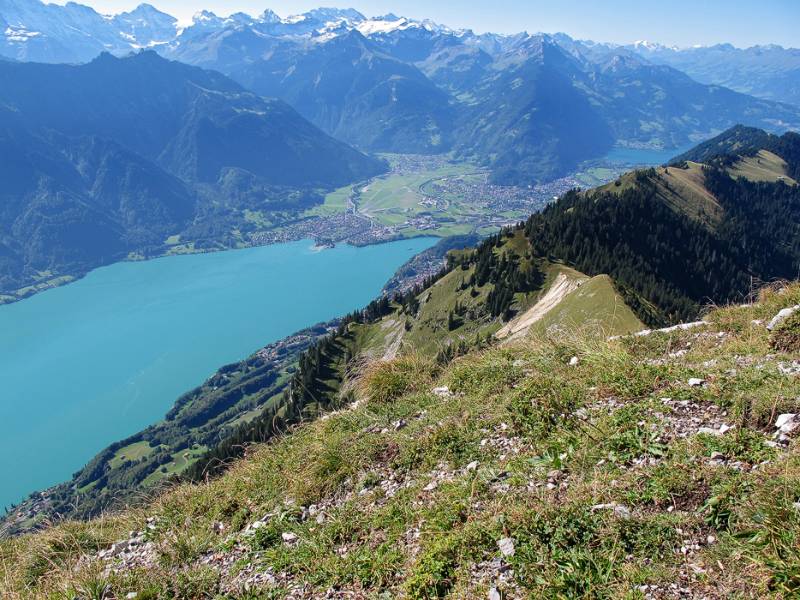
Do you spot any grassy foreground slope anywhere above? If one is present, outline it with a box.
[4,284,800,598]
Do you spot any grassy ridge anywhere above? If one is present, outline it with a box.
[525,273,644,338]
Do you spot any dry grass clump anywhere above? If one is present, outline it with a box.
[356,353,436,405]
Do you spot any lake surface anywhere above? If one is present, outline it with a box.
[0,238,436,509]
[603,143,699,166]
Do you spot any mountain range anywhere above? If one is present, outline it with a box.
[4,0,800,114]
[626,41,800,107]
[0,0,178,62]
[2,0,800,187]
[0,51,384,296]
[157,8,800,184]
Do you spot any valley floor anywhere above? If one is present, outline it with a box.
[5,284,800,598]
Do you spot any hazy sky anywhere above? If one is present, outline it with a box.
[50,0,799,48]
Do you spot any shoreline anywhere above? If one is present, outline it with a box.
[0,229,443,308]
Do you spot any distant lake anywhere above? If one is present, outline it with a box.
[0,238,436,509]
[603,143,698,166]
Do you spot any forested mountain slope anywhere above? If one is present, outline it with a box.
[0,52,385,299]
[671,125,800,181]
[0,116,196,295]
[525,126,800,325]
[173,30,456,155]
[0,52,384,187]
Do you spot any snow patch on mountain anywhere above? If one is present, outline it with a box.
[4,26,40,42]
[283,14,307,25]
[356,16,417,36]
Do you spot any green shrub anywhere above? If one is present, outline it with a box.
[446,350,522,397]
[600,405,666,464]
[170,566,219,599]
[509,375,584,441]
[702,477,750,531]
[396,421,479,471]
[696,427,775,464]
[404,535,460,599]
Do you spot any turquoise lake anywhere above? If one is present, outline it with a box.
[603,143,699,166]
[0,237,436,510]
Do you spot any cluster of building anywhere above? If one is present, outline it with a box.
[422,171,584,216]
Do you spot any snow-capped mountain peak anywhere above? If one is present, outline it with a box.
[113,3,178,46]
[633,40,660,50]
[304,7,366,23]
[191,10,218,24]
[355,15,415,35]
[631,40,679,52]
[353,14,452,36]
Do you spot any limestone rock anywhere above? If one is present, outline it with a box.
[497,537,515,557]
[767,305,800,331]
[432,386,453,398]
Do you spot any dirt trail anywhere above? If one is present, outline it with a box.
[495,272,587,343]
